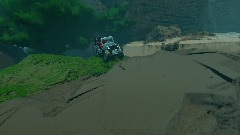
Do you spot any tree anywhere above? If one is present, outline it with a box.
[0,0,133,53]
[99,2,133,33]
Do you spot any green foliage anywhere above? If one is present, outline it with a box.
[13,10,44,26]
[0,0,133,53]
[77,36,89,49]
[0,31,29,44]
[0,17,10,27]
[101,2,129,19]
[0,0,28,15]
[0,54,126,103]
[99,2,134,33]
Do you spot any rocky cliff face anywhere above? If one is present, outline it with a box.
[127,0,208,33]
[205,0,240,33]
[89,0,240,42]
[123,0,208,41]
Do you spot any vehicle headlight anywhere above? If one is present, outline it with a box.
[105,50,110,54]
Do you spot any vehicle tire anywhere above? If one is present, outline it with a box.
[119,53,124,59]
[96,50,99,56]
[96,49,102,56]
[103,54,109,62]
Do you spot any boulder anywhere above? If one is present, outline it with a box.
[145,25,181,43]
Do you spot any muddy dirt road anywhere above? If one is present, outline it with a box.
[0,50,240,135]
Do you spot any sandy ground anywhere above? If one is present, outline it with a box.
[123,33,240,57]
[0,49,240,135]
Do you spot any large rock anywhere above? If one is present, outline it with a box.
[145,25,181,43]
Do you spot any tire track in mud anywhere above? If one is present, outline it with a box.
[67,76,104,98]
[0,107,19,126]
[118,62,126,70]
[43,84,105,117]
[194,60,235,83]
[187,51,218,55]
[221,53,240,62]
[67,84,105,103]
[42,76,107,117]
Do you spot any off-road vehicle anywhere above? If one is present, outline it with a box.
[94,36,124,62]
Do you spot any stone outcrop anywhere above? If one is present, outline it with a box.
[145,25,181,43]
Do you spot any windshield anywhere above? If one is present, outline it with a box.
[102,37,114,44]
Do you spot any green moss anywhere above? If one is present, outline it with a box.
[0,84,35,102]
[0,54,127,103]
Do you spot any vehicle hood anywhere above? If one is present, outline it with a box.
[103,42,116,47]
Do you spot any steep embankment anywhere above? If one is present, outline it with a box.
[0,50,240,135]
[0,54,121,103]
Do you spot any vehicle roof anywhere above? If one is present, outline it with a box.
[96,36,113,39]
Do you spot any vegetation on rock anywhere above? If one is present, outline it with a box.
[0,54,126,103]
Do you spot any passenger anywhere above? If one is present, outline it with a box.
[103,39,107,44]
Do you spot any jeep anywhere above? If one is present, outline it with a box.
[94,36,124,62]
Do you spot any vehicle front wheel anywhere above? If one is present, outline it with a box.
[96,49,102,56]
[119,53,124,59]
[103,54,109,62]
